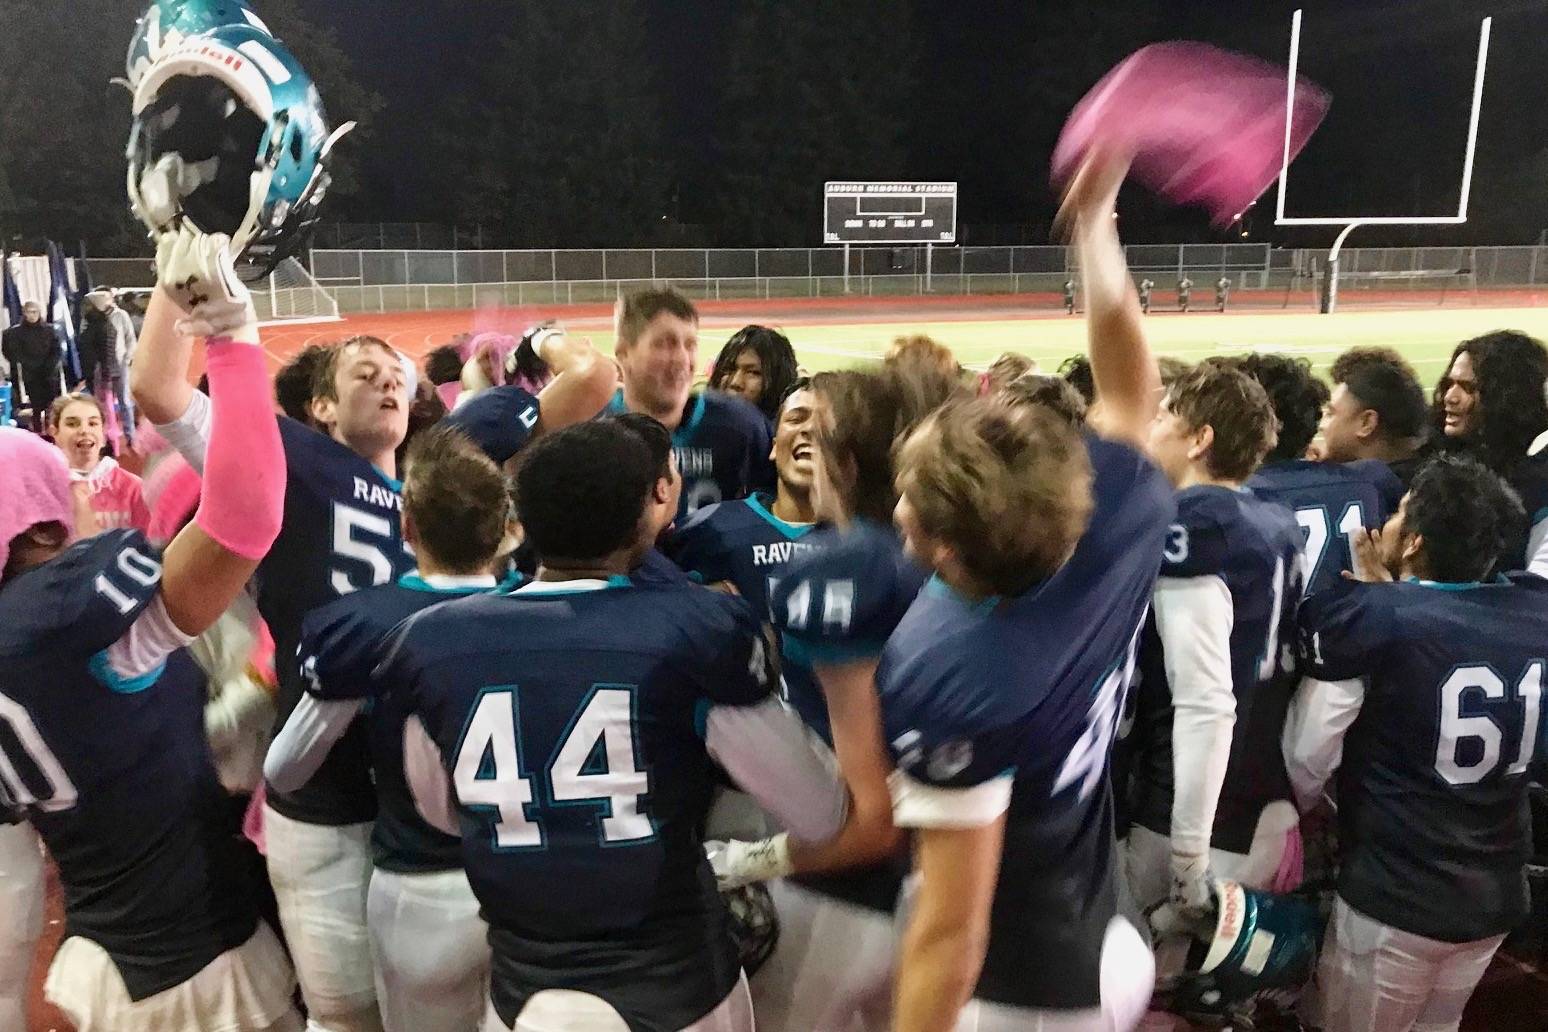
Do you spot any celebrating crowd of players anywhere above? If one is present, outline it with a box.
[2,150,1547,1032]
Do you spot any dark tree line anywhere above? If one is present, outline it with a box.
[4,0,1547,252]
[0,0,379,253]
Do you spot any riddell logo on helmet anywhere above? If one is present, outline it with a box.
[194,44,244,73]
[1217,882,1244,941]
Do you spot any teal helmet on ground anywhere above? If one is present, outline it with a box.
[126,22,353,281]
[1158,880,1323,1026]
[125,0,272,90]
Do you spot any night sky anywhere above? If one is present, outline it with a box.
[299,0,1548,244]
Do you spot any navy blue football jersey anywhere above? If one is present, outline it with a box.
[768,520,927,745]
[381,578,776,1030]
[442,385,541,465]
[1507,451,1548,572]
[880,433,1175,1009]
[0,532,257,999]
[297,572,521,874]
[1302,575,1548,942]
[1130,485,1305,854]
[765,521,928,911]
[260,417,415,825]
[1248,458,1403,597]
[667,492,818,617]
[606,390,775,519]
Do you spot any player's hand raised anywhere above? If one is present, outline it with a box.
[1053,148,1131,242]
[1344,527,1394,584]
[155,221,258,344]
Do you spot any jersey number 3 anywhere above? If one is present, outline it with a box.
[453,686,654,850]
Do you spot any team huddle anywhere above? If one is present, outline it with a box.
[1,3,1546,1029]
[2,145,1545,1032]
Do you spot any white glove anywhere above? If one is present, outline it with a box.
[155,222,258,343]
[1149,850,1216,940]
[705,834,792,892]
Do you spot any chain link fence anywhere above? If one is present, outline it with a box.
[83,245,1548,315]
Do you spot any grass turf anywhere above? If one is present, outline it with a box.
[688,305,1548,379]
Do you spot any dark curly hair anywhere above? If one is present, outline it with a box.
[1235,353,1328,463]
[424,343,466,387]
[1432,331,1548,474]
[1330,346,1428,443]
[514,419,657,562]
[1403,454,1525,583]
[999,374,1087,427]
[1057,354,1095,406]
[708,325,799,421]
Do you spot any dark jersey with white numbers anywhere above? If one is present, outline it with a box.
[880,433,1173,1009]
[606,390,774,519]
[768,520,928,911]
[442,384,541,465]
[1301,575,1548,942]
[0,532,257,999]
[1248,458,1403,597]
[381,578,777,1031]
[667,492,818,617]
[260,418,415,825]
[1130,485,1305,854]
[296,573,521,874]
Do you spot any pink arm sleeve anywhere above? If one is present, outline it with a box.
[193,340,286,559]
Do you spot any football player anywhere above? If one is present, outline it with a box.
[669,377,819,615]
[1317,347,1430,486]
[607,289,776,517]
[1432,331,1548,572]
[736,362,957,1032]
[877,152,1173,1032]
[1,264,297,1029]
[1127,363,1306,951]
[1285,455,1542,1032]
[381,417,852,1032]
[137,261,615,1032]
[264,427,520,1032]
[1239,352,1403,596]
[707,325,800,428]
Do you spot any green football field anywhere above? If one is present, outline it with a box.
[690,305,1548,381]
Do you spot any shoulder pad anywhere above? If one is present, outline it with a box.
[0,530,163,658]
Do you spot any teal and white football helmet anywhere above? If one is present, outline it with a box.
[126,22,353,281]
[125,0,272,90]
[1158,880,1323,1027]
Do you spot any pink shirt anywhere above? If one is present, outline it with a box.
[75,457,151,533]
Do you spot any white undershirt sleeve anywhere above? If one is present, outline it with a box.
[262,695,366,794]
[1154,574,1237,858]
[1527,516,1548,579]
[889,770,1013,830]
[403,715,459,837]
[152,389,212,475]
[94,595,195,688]
[704,697,848,846]
[1283,676,1366,812]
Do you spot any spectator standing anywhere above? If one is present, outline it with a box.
[2,300,63,433]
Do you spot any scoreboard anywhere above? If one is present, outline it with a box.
[824,182,957,245]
